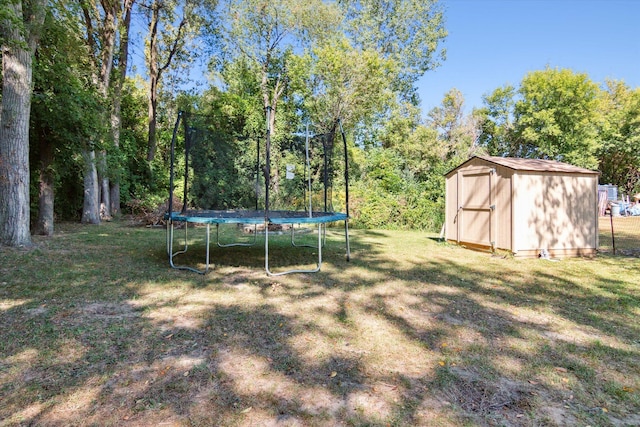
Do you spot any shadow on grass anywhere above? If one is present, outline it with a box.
[1,221,639,426]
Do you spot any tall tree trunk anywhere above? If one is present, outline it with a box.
[146,1,160,162]
[35,136,55,236]
[99,152,111,219]
[0,0,45,246]
[0,44,33,246]
[261,70,285,196]
[109,169,121,216]
[145,0,188,162]
[81,150,101,224]
[81,0,117,223]
[147,75,158,161]
[110,0,134,217]
[97,5,116,219]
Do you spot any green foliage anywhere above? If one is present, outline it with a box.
[514,67,601,169]
[339,0,447,101]
[596,80,640,194]
[351,186,401,229]
[30,9,108,220]
[300,37,398,133]
[476,85,517,156]
[362,148,404,194]
[116,78,156,208]
[349,145,446,231]
[426,88,483,163]
[478,69,640,196]
[29,1,638,234]
[345,87,485,232]
[189,127,258,210]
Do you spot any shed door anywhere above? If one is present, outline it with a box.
[458,168,496,249]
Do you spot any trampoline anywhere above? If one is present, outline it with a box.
[165,108,351,275]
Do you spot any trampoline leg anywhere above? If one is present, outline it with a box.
[166,219,187,257]
[204,223,211,274]
[216,223,257,247]
[166,220,172,256]
[290,223,324,249]
[170,221,189,257]
[345,219,351,262]
[266,222,323,276]
[168,221,211,275]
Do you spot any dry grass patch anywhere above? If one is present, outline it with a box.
[0,222,639,426]
[599,215,640,256]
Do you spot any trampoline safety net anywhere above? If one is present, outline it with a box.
[165,108,351,275]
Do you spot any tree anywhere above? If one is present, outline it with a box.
[31,7,104,234]
[514,67,601,168]
[476,85,518,156]
[339,0,447,102]
[297,37,398,149]
[0,0,46,246]
[426,88,482,163]
[109,0,135,215]
[79,0,118,223]
[143,0,208,162]
[222,0,339,138]
[597,80,640,194]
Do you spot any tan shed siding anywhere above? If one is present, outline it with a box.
[511,172,521,253]
[494,165,513,251]
[445,171,459,242]
[513,172,597,254]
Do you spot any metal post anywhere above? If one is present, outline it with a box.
[339,119,349,219]
[323,133,328,212]
[265,106,271,219]
[339,119,351,262]
[306,122,312,217]
[610,208,616,255]
[182,113,190,213]
[168,111,182,222]
[256,135,260,211]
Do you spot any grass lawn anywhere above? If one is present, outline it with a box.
[1,221,639,426]
[599,215,640,256]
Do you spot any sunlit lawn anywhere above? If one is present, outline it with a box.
[599,215,640,256]
[1,221,639,426]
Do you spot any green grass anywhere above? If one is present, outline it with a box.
[0,221,639,426]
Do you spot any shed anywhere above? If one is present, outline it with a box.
[445,156,599,258]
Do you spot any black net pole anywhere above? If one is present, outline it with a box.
[610,208,616,255]
[339,119,349,218]
[256,136,260,211]
[168,111,183,218]
[323,134,328,212]
[265,106,271,219]
[182,112,190,213]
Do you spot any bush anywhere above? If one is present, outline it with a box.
[349,182,443,232]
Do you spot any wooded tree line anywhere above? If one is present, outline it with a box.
[1,0,639,247]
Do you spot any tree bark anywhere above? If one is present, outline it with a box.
[110,0,133,216]
[0,0,45,246]
[99,152,111,219]
[147,75,158,161]
[146,1,161,162]
[0,45,33,246]
[145,0,188,162]
[81,150,101,224]
[81,0,118,223]
[97,3,117,219]
[35,136,55,236]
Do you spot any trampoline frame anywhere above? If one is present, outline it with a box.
[165,108,351,275]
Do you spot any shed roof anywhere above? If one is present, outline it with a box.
[446,156,599,177]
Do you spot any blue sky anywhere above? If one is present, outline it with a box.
[416,0,640,114]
